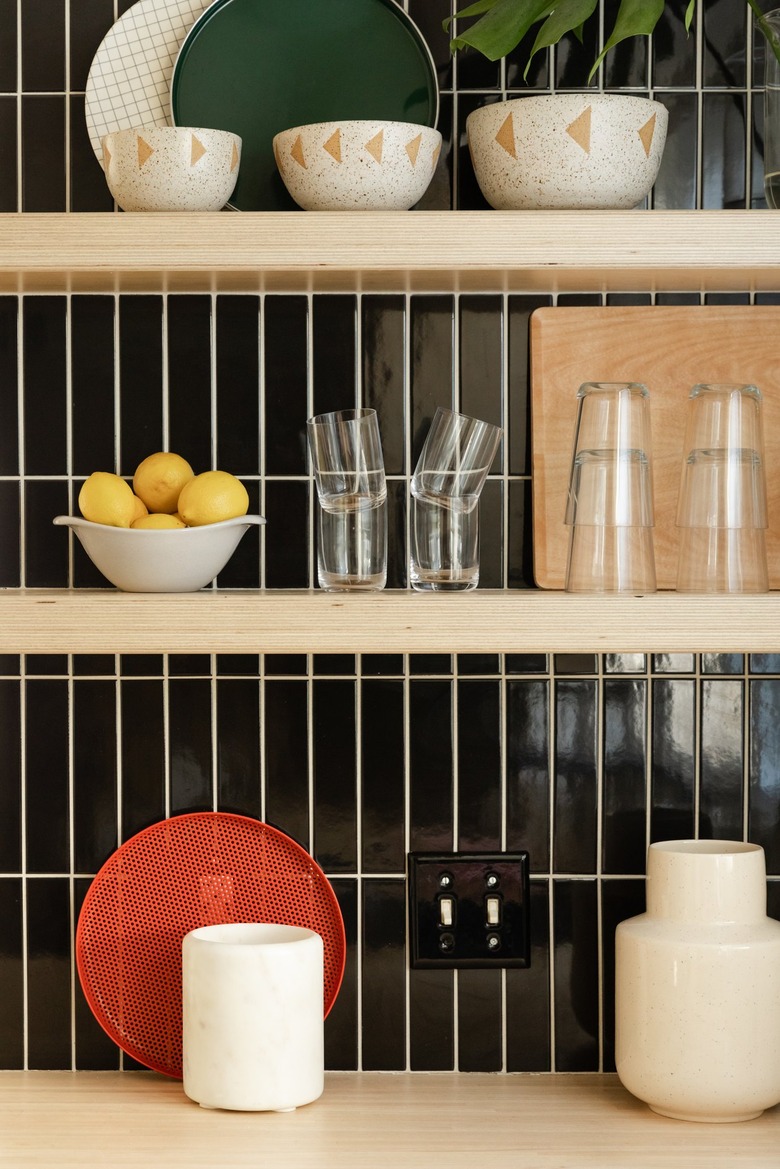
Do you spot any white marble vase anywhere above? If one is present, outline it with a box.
[615,840,780,1122]
[182,922,324,1112]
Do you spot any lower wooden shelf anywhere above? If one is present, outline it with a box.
[0,589,778,654]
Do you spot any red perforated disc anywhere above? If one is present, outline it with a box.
[76,812,346,1078]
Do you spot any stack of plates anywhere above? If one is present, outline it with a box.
[86,0,439,211]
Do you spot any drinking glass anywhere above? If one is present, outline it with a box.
[763,9,780,208]
[409,407,503,591]
[306,408,387,591]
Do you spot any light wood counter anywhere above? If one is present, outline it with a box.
[1,1072,777,1168]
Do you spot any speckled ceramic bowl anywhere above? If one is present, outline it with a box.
[466,94,668,210]
[101,125,242,212]
[273,120,442,211]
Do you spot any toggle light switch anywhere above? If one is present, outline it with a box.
[486,895,501,927]
[439,896,454,928]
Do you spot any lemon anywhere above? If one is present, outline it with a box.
[78,472,138,527]
[133,451,194,514]
[177,470,249,526]
[131,494,148,523]
[131,513,186,530]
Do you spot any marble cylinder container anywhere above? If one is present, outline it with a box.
[615,840,780,1122]
[182,922,324,1112]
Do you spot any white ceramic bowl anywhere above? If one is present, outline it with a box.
[53,515,265,592]
[466,94,668,210]
[101,125,242,212]
[273,119,442,210]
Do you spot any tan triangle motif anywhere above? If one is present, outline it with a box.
[405,133,422,167]
[494,113,516,158]
[365,130,384,163]
[432,141,441,168]
[191,134,207,165]
[290,134,307,169]
[103,141,112,169]
[323,128,342,163]
[638,112,656,158]
[137,135,155,168]
[230,142,240,172]
[566,106,591,154]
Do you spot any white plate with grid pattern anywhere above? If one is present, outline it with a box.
[85,0,212,167]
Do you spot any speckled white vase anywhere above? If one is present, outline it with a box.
[466,93,667,210]
[182,923,324,1112]
[102,125,241,211]
[273,119,442,210]
[615,840,780,1122]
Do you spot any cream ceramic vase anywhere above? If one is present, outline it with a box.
[615,840,780,1122]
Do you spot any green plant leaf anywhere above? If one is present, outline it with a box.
[523,0,599,80]
[684,0,696,33]
[448,0,556,61]
[587,0,665,82]
[443,0,501,37]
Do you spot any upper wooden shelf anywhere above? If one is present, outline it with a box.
[3,589,779,654]
[3,210,780,294]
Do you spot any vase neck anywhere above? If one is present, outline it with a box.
[646,841,767,923]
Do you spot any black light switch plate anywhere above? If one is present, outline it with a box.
[408,851,531,969]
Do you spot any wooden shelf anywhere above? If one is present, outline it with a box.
[2,210,780,294]
[2,589,779,654]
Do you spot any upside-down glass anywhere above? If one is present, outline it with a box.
[763,10,780,208]
[409,407,503,591]
[564,382,657,593]
[675,383,769,593]
[306,408,387,591]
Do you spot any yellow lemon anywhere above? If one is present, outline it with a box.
[177,470,249,526]
[131,513,187,530]
[131,494,148,523]
[78,472,137,527]
[132,451,194,514]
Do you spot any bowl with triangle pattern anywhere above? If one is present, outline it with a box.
[273,119,442,211]
[101,125,242,212]
[466,94,667,211]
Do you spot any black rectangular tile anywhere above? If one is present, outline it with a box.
[410,967,454,1070]
[26,679,69,873]
[601,878,645,1072]
[362,296,405,476]
[71,296,115,476]
[506,680,549,870]
[69,95,113,212]
[409,654,451,675]
[652,2,696,86]
[264,480,309,588]
[456,654,500,675]
[702,654,744,675]
[0,879,23,1068]
[509,297,550,477]
[120,680,165,841]
[506,654,548,674]
[409,679,453,853]
[554,680,598,874]
[69,0,115,90]
[457,678,501,851]
[703,93,746,209]
[651,678,695,843]
[0,0,17,92]
[459,296,503,469]
[0,681,20,872]
[361,679,405,874]
[167,296,212,474]
[555,654,597,675]
[408,0,453,89]
[73,680,117,873]
[74,877,120,1070]
[263,654,307,676]
[169,678,212,814]
[361,879,406,1070]
[386,478,407,590]
[456,92,495,212]
[324,877,357,1071]
[263,680,309,851]
[360,654,403,676]
[0,481,20,587]
[313,655,355,676]
[118,297,163,476]
[312,295,356,418]
[27,878,71,1069]
[700,679,744,841]
[216,678,260,818]
[553,879,599,1072]
[73,655,115,677]
[652,93,698,210]
[26,480,69,587]
[22,0,65,90]
[506,27,549,89]
[476,478,503,589]
[749,679,780,874]
[23,297,67,475]
[213,478,260,589]
[703,0,746,86]
[506,879,551,1071]
[603,678,647,875]
[22,97,66,210]
[168,655,211,676]
[457,969,502,1071]
[410,296,454,464]
[215,654,259,676]
[312,680,356,872]
[0,297,18,474]
[0,97,16,211]
[264,296,308,476]
[216,296,261,475]
[119,655,163,676]
[25,654,67,676]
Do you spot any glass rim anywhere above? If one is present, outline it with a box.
[689,383,761,400]
[307,407,378,427]
[577,381,649,398]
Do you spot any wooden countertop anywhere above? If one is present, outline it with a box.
[1,1072,778,1168]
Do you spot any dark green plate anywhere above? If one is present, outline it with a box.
[171,0,439,211]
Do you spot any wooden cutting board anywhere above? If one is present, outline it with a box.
[530,306,780,589]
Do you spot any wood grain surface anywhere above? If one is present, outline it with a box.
[531,306,780,589]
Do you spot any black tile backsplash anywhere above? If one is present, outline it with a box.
[0,0,779,1076]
